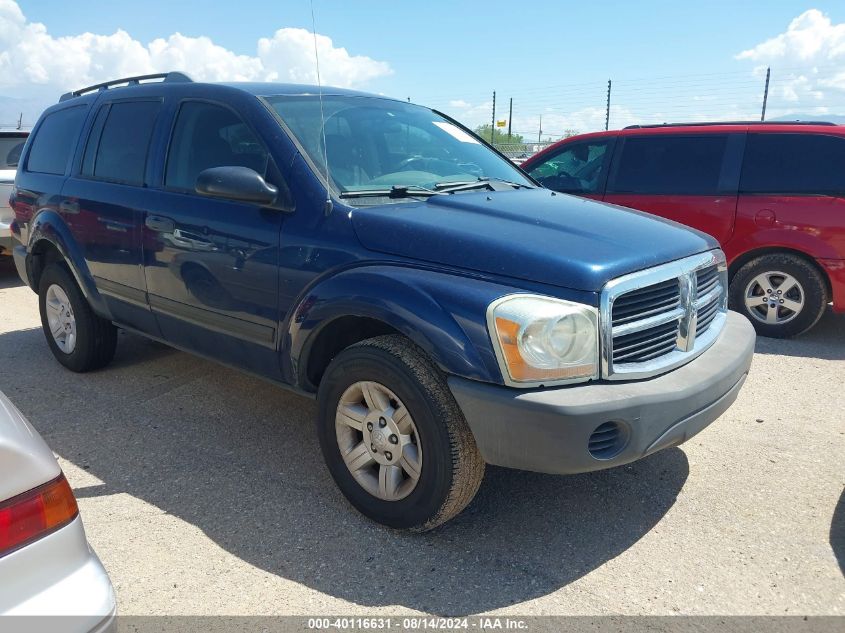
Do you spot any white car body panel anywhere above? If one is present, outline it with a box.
[0,393,116,631]
[0,393,59,501]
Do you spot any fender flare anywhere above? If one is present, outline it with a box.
[287,265,514,387]
[725,230,839,271]
[26,210,110,318]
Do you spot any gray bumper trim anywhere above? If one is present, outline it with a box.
[12,244,30,286]
[448,311,755,475]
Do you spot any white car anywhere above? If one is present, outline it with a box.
[0,129,28,258]
[0,391,115,631]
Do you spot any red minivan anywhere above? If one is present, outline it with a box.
[522,122,845,337]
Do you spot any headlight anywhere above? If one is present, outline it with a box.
[487,294,599,387]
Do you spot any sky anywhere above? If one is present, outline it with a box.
[2,1,845,137]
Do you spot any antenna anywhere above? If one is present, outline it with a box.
[310,0,333,216]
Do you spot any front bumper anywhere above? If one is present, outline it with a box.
[449,311,755,475]
[12,244,29,287]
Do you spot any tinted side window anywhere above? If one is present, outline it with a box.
[83,101,161,185]
[165,101,269,191]
[26,105,88,175]
[741,133,845,194]
[527,140,611,194]
[609,135,729,195]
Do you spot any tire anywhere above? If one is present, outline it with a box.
[316,334,485,531]
[729,253,828,338]
[38,263,117,372]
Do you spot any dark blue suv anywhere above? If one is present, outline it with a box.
[9,73,755,530]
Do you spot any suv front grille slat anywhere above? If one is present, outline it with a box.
[613,330,679,362]
[612,295,681,325]
[696,266,719,296]
[613,320,678,352]
[611,279,680,326]
[610,279,681,366]
[604,254,728,378]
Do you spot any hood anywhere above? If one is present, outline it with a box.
[350,188,717,292]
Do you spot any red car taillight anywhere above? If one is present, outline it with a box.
[0,474,79,558]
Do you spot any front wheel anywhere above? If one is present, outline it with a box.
[316,335,485,531]
[729,253,828,338]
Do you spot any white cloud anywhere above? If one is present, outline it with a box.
[258,29,390,86]
[448,99,470,108]
[733,9,845,117]
[0,0,391,95]
[735,9,845,63]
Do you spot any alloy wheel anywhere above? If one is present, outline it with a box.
[45,284,77,353]
[335,381,422,501]
[744,270,804,325]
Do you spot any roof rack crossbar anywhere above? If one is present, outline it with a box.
[59,72,193,102]
[624,120,837,129]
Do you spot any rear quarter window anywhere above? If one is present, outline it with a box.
[26,105,88,175]
[741,133,845,195]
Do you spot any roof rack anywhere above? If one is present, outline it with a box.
[59,72,193,102]
[624,120,837,129]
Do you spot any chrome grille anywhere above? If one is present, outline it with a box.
[696,266,719,297]
[695,265,722,335]
[611,278,680,326]
[600,251,728,380]
[613,320,679,363]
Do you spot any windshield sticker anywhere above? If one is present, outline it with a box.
[433,121,480,144]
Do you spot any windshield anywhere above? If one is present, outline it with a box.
[0,135,27,170]
[264,95,533,202]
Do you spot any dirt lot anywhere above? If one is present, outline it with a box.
[0,258,842,616]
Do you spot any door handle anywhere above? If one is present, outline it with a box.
[145,215,175,233]
[172,228,215,251]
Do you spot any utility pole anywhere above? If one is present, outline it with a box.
[760,67,771,121]
[507,98,513,143]
[605,79,612,131]
[538,114,542,144]
[491,91,496,144]
[17,112,22,130]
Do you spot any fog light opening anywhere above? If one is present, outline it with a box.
[588,421,629,460]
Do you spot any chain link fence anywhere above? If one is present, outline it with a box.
[492,141,556,163]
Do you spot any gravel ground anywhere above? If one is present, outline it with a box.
[0,258,842,616]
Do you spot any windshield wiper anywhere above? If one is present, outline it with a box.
[339,185,442,199]
[434,177,533,193]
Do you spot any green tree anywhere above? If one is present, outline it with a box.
[474,124,525,146]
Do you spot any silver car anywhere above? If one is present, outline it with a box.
[0,391,115,630]
[0,129,28,258]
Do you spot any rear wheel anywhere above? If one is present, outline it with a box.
[316,335,485,531]
[729,253,827,338]
[38,264,117,372]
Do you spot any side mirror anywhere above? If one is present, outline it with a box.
[195,166,278,206]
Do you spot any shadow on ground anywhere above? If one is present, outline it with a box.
[832,489,845,577]
[0,257,24,289]
[754,308,845,361]
[0,326,690,614]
